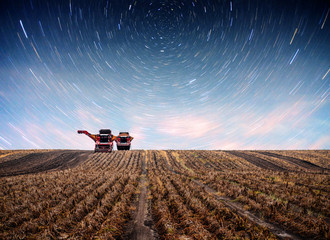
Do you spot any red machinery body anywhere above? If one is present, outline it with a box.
[78,129,115,152]
[115,132,134,150]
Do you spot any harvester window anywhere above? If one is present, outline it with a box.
[100,135,109,143]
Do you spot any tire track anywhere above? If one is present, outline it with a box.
[258,151,328,172]
[162,150,301,240]
[126,150,154,240]
[227,151,285,171]
[0,150,91,177]
[192,180,302,240]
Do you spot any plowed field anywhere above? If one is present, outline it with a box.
[0,150,329,239]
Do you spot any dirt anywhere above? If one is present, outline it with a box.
[192,180,302,240]
[258,151,328,172]
[126,151,155,240]
[162,151,301,240]
[0,149,326,239]
[227,151,285,171]
[0,150,92,177]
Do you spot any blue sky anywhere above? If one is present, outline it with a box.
[0,0,329,150]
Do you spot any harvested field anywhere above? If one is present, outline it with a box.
[0,149,329,239]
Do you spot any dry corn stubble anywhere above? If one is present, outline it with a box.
[0,149,328,239]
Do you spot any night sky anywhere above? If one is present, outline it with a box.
[0,0,329,150]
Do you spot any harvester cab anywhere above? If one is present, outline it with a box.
[115,132,134,150]
[77,129,115,152]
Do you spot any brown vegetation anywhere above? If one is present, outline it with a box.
[0,149,329,239]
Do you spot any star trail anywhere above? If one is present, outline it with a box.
[0,0,329,150]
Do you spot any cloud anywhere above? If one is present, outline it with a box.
[45,123,93,149]
[157,115,221,139]
[8,121,93,150]
[75,108,105,129]
[244,100,309,137]
[310,136,330,149]
[209,140,242,150]
[129,125,147,149]
[130,126,146,141]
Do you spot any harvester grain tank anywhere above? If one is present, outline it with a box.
[115,132,134,150]
[77,129,115,152]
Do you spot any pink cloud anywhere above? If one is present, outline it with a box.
[245,100,308,137]
[130,126,146,141]
[158,115,221,139]
[129,125,147,149]
[310,136,330,149]
[209,140,242,150]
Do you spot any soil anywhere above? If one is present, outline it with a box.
[163,151,302,240]
[0,150,92,177]
[192,180,302,240]
[0,149,327,239]
[227,151,285,171]
[258,151,328,172]
[125,151,155,240]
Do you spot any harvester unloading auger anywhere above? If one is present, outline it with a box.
[77,129,133,152]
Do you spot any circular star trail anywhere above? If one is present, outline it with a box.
[0,0,329,150]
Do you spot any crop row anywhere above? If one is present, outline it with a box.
[201,171,328,238]
[82,151,143,174]
[266,150,329,169]
[148,150,329,239]
[0,151,141,239]
[0,149,328,239]
[147,151,277,239]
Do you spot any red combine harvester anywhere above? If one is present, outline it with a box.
[77,129,115,152]
[115,132,134,150]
